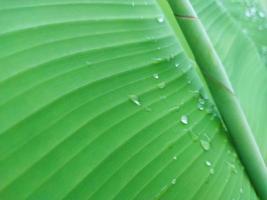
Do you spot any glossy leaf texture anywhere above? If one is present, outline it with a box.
[0,0,263,200]
[190,0,267,163]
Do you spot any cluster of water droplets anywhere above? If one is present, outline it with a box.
[128,70,169,110]
[245,5,265,19]
[197,97,205,111]
[175,92,218,151]
[243,2,267,32]
[205,160,215,175]
[226,160,238,174]
[152,72,167,90]
[125,2,252,191]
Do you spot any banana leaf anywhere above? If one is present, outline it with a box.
[0,0,266,200]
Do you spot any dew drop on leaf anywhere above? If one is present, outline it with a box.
[157,82,166,89]
[156,16,164,23]
[200,139,210,151]
[205,161,212,167]
[129,94,141,106]
[155,57,163,62]
[197,98,205,111]
[153,73,159,79]
[226,161,237,174]
[171,178,176,185]
[198,104,204,111]
[173,156,177,160]
[209,168,215,175]
[180,115,188,125]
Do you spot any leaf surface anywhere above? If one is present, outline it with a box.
[0,0,265,200]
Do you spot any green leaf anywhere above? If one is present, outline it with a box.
[190,0,267,164]
[0,0,265,200]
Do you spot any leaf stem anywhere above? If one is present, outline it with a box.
[167,0,267,199]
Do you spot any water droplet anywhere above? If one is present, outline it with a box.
[209,168,215,175]
[173,156,177,160]
[205,161,212,167]
[157,82,166,89]
[198,104,204,111]
[180,115,188,125]
[197,98,205,111]
[129,94,141,106]
[155,57,163,62]
[156,16,164,23]
[171,178,176,184]
[153,73,159,79]
[226,161,237,174]
[131,0,135,7]
[175,63,180,68]
[240,188,243,193]
[200,139,210,151]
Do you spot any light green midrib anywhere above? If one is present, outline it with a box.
[164,0,267,199]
